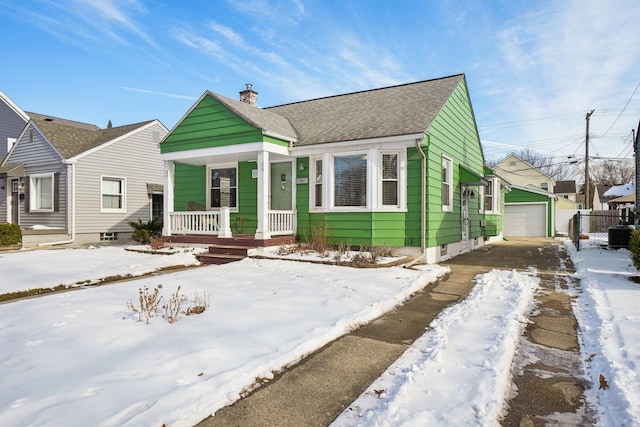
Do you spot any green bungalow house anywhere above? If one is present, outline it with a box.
[160,74,503,263]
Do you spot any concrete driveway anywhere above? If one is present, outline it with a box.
[196,238,593,426]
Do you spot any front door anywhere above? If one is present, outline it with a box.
[270,162,292,210]
[9,178,20,224]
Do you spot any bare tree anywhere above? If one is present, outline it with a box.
[581,159,635,186]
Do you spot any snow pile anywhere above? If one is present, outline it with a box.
[565,241,640,426]
[332,269,539,427]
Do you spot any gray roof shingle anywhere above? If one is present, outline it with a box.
[28,113,153,159]
[266,74,464,146]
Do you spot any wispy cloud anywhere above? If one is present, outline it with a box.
[4,0,157,50]
[226,0,305,26]
[117,86,197,101]
[487,0,640,157]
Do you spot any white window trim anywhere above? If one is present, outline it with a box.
[309,149,406,213]
[442,154,453,212]
[30,173,55,212]
[485,178,500,214]
[101,176,126,213]
[206,163,239,212]
[311,158,324,209]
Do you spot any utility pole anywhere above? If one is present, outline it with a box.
[585,110,595,210]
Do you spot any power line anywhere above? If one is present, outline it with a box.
[599,80,640,138]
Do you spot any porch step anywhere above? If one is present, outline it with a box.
[196,253,247,265]
[197,244,252,265]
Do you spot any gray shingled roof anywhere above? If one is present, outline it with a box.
[28,113,153,159]
[266,74,464,146]
[207,92,298,140]
[554,180,576,194]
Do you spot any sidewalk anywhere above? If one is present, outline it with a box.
[196,238,591,426]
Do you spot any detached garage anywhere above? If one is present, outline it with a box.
[504,186,556,237]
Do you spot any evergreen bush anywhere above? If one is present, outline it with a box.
[0,223,21,247]
[128,217,162,244]
[629,228,640,270]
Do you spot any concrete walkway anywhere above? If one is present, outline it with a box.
[196,238,592,426]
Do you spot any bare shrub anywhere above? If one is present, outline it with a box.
[149,236,164,250]
[163,285,187,323]
[305,222,334,253]
[128,285,163,323]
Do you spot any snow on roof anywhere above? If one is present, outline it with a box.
[603,182,635,197]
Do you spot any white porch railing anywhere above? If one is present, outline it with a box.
[168,209,296,237]
[170,211,221,235]
[268,210,296,236]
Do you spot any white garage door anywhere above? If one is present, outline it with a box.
[504,203,547,237]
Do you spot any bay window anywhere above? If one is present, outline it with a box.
[381,153,398,206]
[334,154,367,207]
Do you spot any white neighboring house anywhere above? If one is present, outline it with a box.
[0,96,167,247]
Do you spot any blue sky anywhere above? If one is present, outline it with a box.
[1,0,639,164]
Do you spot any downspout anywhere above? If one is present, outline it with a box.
[406,137,428,267]
[40,161,75,246]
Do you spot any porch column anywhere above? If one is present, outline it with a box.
[255,150,271,240]
[163,160,174,236]
[218,207,233,238]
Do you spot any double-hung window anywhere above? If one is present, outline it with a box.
[101,177,125,212]
[314,159,323,207]
[210,167,237,209]
[442,155,453,212]
[334,154,367,207]
[484,178,500,213]
[381,153,399,206]
[30,173,54,212]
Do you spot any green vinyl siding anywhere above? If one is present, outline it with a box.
[405,146,424,247]
[231,161,258,234]
[484,213,502,236]
[295,157,311,234]
[174,163,206,211]
[161,95,263,153]
[301,212,406,247]
[424,79,485,247]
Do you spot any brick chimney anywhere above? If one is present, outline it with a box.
[239,83,258,107]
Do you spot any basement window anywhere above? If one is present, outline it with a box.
[100,232,118,241]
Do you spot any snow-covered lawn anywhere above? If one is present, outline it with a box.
[0,251,446,427]
[0,239,638,426]
[0,245,204,295]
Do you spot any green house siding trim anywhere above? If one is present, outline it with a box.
[505,187,554,236]
[484,213,502,236]
[424,79,485,247]
[174,163,206,211]
[301,212,407,247]
[162,96,264,154]
[161,95,291,155]
[405,146,423,247]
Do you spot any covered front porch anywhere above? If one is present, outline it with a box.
[161,142,299,243]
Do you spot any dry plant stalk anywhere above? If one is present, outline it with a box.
[128,285,163,323]
[163,285,186,323]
